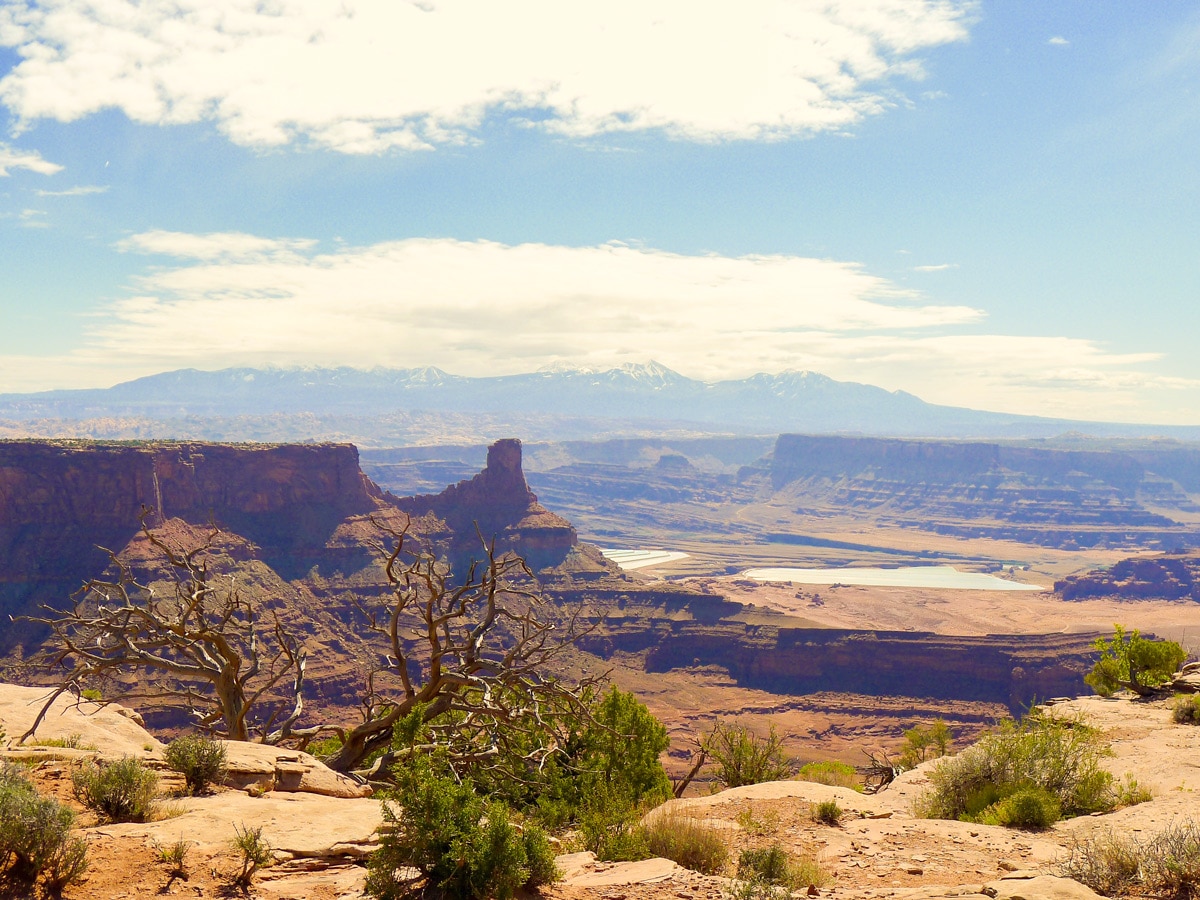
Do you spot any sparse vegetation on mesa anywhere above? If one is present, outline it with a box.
[811,798,842,825]
[797,759,861,791]
[165,733,227,795]
[641,811,729,875]
[1060,821,1200,898]
[229,823,273,891]
[1173,693,1200,724]
[916,711,1131,827]
[735,843,829,898]
[72,755,159,823]
[0,762,89,893]
[703,721,793,789]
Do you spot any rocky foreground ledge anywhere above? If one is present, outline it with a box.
[1,684,1197,900]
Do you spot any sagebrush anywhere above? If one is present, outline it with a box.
[72,755,159,823]
[0,762,89,891]
[165,733,227,795]
[1060,821,1200,898]
[916,713,1116,826]
[1174,694,1200,725]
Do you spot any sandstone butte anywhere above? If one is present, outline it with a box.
[2,680,1199,900]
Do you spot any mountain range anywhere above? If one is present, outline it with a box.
[3,362,1199,443]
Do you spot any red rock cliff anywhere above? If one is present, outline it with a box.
[0,440,388,645]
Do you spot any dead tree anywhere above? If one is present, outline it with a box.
[323,522,599,776]
[23,509,311,744]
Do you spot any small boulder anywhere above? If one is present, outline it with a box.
[221,741,372,798]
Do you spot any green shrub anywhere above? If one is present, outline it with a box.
[165,734,227,795]
[703,721,792,789]
[916,713,1115,826]
[737,844,828,891]
[797,760,861,791]
[980,786,1061,829]
[641,811,729,875]
[1115,774,1153,807]
[577,782,650,863]
[365,755,558,900]
[230,823,273,890]
[30,733,96,750]
[0,762,89,891]
[738,845,792,885]
[1086,626,1187,697]
[520,826,559,888]
[532,687,672,830]
[72,755,159,823]
[304,734,344,761]
[811,799,842,825]
[153,836,193,879]
[1173,694,1200,725]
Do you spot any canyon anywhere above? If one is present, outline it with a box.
[0,436,1135,769]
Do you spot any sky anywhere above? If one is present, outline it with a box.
[0,1,1199,424]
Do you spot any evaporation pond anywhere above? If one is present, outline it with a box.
[601,549,690,570]
[743,565,1044,591]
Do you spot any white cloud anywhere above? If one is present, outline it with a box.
[17,207,47,227]
[0,0,975,153]
[912,263,956,272]
[35,184,108,196]
[116,230,319,262]
[0,142,62,175]
[91,235,981,371]
[1048,36,1069,47]
[0,231,1193,423]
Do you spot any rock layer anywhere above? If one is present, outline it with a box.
[1056,552,1200,601]
[769,434,1199,550]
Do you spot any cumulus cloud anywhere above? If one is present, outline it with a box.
[0,0,975,153]
[0,142,62,175]
[1048,36,1069,46]
[94,235,980,371]
[0,231,1190,422]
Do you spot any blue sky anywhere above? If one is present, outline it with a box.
[0,1,1198,424]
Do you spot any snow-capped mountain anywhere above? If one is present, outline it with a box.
[2,363,1197,440]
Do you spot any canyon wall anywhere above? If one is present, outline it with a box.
[769,434,1199,549]
[626,624,1095,712]
[0,441,390,646]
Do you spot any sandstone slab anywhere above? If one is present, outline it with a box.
[0,682,163,757]
[90,790,382,858]
[555,852,681,887]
